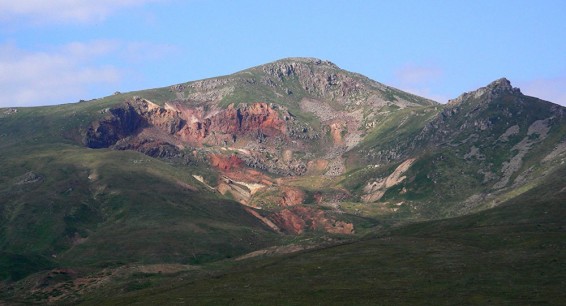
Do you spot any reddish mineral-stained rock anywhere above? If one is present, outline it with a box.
[280,187,305,206]
[209,153,244,171]
[269,208,307,234]
[269,206,354,235]
[85,99,290,148]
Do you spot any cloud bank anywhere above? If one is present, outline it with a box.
[0,42,121,107]
[0,0,160,23]
[0,39,178,107]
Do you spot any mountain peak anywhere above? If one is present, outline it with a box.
[271,57,338,68]
[235,57,436,107]
[248,57,340,75]
[448,77,521,105]
[486,77,518,94]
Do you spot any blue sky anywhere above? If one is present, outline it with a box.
[1,0,565,107]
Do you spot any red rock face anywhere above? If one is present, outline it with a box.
[270,209,306,234]
[269,206,354,235]
[279,187,305,206]
[84,99,289,148]
[174,102,287,145]
[209,153,244,171]
[236,102,287,135]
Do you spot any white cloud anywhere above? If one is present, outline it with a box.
[395,64,443,85]
[0,42,121,107]
[517,77,566,106]
[0,0,161,24]
[0,40,178,107]
[393,64,447,103]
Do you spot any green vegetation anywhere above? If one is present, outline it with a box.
[0,144,280,282]
[73,167,565,305]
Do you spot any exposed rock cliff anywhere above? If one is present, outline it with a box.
[84,98,290,148]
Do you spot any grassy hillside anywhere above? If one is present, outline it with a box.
[0,143,280,282]
[76,166,565,305]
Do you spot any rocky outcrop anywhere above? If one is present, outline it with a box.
[448,78,521,106]
[83,101,147,148]
[16,171,43,185]
[493,118,552,189]
[362,158,415,203]
[113,137,187,160]
[174,102,288,146]
[84,99,290,149]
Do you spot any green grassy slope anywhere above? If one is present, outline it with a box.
[0,143,280,282]
[81,166,565,305]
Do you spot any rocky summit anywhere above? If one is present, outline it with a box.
[1,58,565,304]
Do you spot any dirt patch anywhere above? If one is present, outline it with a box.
[324,157,346,176]
[209,153,244,171]
[282,149,294,162]
[384,158,415,188]
[464,146,485,160]
[235,244,315,261]
[300,98,337,121]
[192,175,215,190]
[330,121,346,145]
[527,119,551,138]
[307,159,329,174]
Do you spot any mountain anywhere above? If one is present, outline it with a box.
[1,57,565,304]
[345,77,566,217]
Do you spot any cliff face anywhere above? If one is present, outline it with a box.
[84,98,289,148]
[84,102,148,148]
